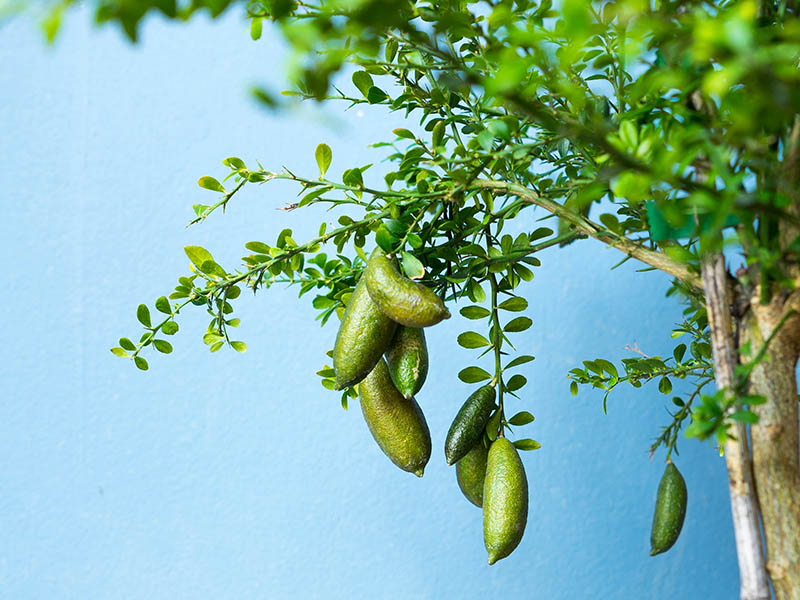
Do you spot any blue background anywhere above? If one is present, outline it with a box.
[1,8,738,599]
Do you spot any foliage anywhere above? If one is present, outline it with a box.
[96,0,800,482]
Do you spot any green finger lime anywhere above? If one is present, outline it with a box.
[456,440,489,507]
[363,249,450,328]
[385,325,428,399]
[444,384,496,465]
[358,358,431,477]
[483,437,528,565]
[649,462,687,556]
[333,274,397,390]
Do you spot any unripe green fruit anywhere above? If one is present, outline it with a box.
[444,385,496,465]
[649,462,687,556]
[359,358,431,477]
[363,249,450,328]
[385,326,428,399]
[456,441,489,507]
[483,437,528,565]
[333,274,397,390]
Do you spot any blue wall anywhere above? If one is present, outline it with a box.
[1,8,738,599]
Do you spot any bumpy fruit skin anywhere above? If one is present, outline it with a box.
[364,249,450,328]
[456,441,489,507]
[359,358,432,477]
[444,385,497,465]
[385,326,429,399]
[650,462,687,556]
[333,274,397,390]
[483,437,528,565]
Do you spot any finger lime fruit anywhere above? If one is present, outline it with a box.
[385,326,428,399]
[483,437,528,565]
[649,462,687,556]
[359,358,431,477]
[444,384,496,465]
[333,274,397,390]
[456,441,489,507]
[363,249,450,328]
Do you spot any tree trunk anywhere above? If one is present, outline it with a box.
[702,253,771,600]
[742,291,800,600]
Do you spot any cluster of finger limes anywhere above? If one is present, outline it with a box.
[333,249,529,564]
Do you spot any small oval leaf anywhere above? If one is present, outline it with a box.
[458,366,492,383]
[137,304,151,327]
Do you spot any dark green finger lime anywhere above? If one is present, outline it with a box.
[385,326,428,399]
[359,358,431,477]
[650,462,687,556]
[483,437,528,565]
[456,440,489,507]
[364,249,450,328]
[333,274,397,390]
[444,384,496,465]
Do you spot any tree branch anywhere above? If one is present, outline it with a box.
[702,252,771,600]
[473,179,703,288]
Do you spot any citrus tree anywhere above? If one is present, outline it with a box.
[41,0,800,597]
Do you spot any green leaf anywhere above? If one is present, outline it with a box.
[513,438,541,451]
[570,381,579,396]
[486,409,503,441]
[658,376,673,395]
[514,264,534,281]
[246,241,271,254]
[197,176,225,193]
[375,226,395,251]
[209,341,224,353]
[619,120,638,148]
[506,355,535,369]
[162,321,179,335]
[508,411,535,426]
[505,374,527,391]
[432,120,445,147]
[460,306,490,320]
[730,410,759,424]
[504,316,532,332]
[367,86,388,103]
[458,366,492,383]
[529,227,553,241]
[468,280,486,303]
[599,213,622,234]
[499,297,528,312]
[137,304,151,327]
[185,245,215,268]
[199,260,226,277]
[315,143,332,177]
[119,337,136,351]
[400,251,424,279]
[134,356,149,371]
[477,128,494,151]
[231,341,247,353]
[457,331,491,349]
[110,347,128,357]
[352,71,374,97]
[154,339,173,354]
[393,128,415,140]
[673,343,687,363]
[595,358,618,378]
[155,296,171,314]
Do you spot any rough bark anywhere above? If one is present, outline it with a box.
[702,253,771,600]
[743,291,800,600]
